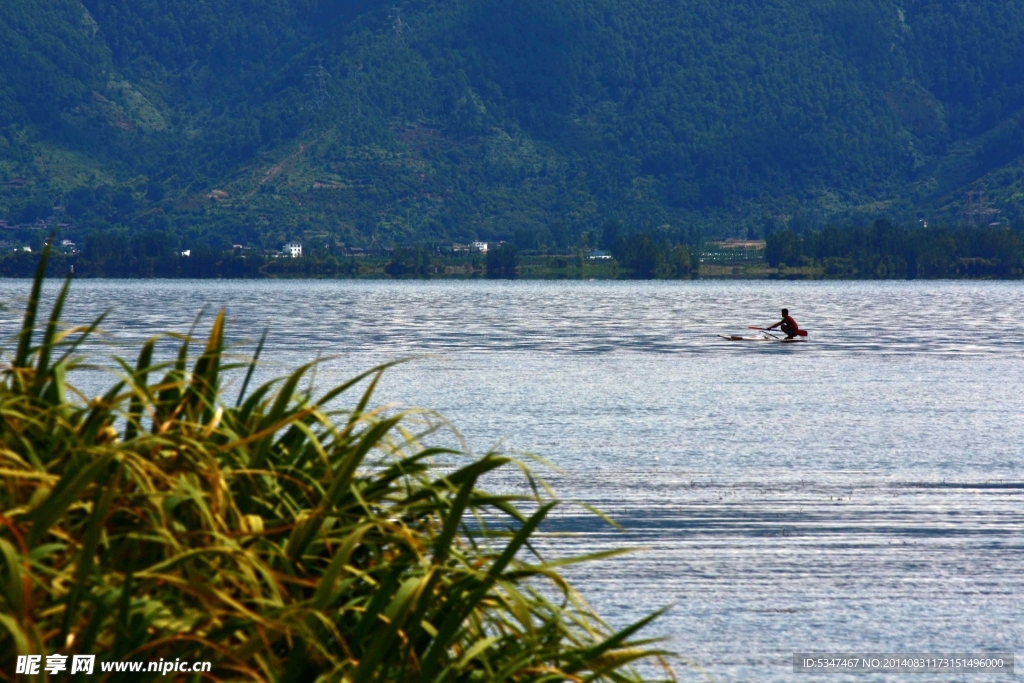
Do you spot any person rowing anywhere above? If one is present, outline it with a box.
[766,308,803,339]
[725,313,808,342]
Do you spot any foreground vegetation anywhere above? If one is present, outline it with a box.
[0,248,674,681]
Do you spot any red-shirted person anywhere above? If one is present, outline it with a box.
[767,308,801,338]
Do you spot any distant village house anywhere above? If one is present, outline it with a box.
[283,242,303,258]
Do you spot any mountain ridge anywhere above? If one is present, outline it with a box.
[2,0,1024,250]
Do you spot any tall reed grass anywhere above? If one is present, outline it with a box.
[0,248,673,681]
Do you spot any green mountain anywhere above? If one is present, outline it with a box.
[3,0,1024,250]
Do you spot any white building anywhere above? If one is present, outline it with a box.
[283,242,303,258]
[471,241,488,253]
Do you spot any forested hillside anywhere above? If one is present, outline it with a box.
[2,0,1024,252]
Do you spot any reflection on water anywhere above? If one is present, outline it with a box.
[1,279,1022,682]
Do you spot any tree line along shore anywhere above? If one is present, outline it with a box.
[1,220,1022,279]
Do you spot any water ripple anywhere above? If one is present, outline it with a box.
[1,278,1022,681]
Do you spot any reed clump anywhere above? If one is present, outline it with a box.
[0,252,672,682]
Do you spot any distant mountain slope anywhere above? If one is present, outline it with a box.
[2,0,1024,248]
[0,0,111,130]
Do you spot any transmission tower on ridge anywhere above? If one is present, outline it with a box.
[307,58,331,114]
[965,188,1000,226]
[389,6,405,44]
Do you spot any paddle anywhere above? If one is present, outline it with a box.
[748,326,808,337]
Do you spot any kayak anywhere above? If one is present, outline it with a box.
[718,334,807,343]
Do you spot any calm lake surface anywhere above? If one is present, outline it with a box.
[2,279,1022,682]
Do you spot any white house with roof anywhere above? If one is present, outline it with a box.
[282,242,303,258]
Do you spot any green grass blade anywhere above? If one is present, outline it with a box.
[31,272,72,395]
[13,238,51,368]
[432,456,507,566]
[418,501,558,682]
[0,538,26,617]
[61,465,120,640]
[351,575,425,683]
[236,328,267,407]
[26,453,115,546]
[124,338,158,440]
[568,607,671,673]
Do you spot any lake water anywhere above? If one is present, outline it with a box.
[1,279,1022,682]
